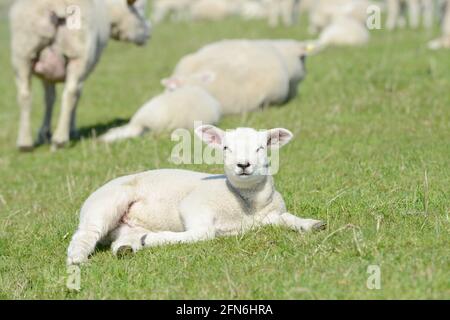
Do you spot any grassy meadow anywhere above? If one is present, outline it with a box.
[0,4,449,299]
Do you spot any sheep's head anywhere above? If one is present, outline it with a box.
[196,126,293,187]
[107,0,151,46]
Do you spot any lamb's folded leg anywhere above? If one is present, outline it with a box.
[263,212,326,232]
[110,224,150,255]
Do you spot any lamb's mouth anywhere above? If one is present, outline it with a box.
[237,172,251,177]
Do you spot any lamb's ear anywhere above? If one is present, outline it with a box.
[267,128,293,149]
[195,125,225,149]
[161,77,180,90]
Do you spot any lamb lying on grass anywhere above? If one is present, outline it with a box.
[67,125,326,265]
[308,0,372,34]
[315,15,370,48]
[165,39,309,114]
[99,85,221,143]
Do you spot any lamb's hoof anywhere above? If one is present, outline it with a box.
[312,221,327,231]
[115,245,134,258]
[18,145,34,152]
[51,141,67,151]
[36,130,52,146]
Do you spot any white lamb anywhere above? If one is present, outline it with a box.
[428,0,450,49]
[315,15,370,48]
[164,40,291,114]
[9,0,151,151]
[308,0,372,34]
[67,125,326,265]
[99,85,221,143]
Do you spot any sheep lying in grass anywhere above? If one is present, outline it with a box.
[428,0,450,49]
[256,40,309,99]
[308,0,372,34]
[99,85,221,143]
[67,125,326,265]
[9,0,151,151]
[164,40,297,114]
[315,15,370,48]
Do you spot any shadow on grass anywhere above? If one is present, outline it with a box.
[33,118,130,150]
[75,118,130,141]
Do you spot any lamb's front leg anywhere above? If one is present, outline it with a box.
[264,212,326,232]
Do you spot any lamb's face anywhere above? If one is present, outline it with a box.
[108,0,151,46]
[196,126,293,186]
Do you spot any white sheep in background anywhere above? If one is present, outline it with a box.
[190,0,234,21]
[9,0,151,151]
[265,0,301,27]
[386,0,435,30]
[99,85,221,143]
[151,0,194,24]
[239,0,269,20]
[308,0,372,34]
[256,40,309,99]
[67,125,326,265]
[165,40,291,114]
[428,0,450,49]
[315,15,370,48]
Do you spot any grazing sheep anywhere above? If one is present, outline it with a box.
[99,85,221,143]
[165,40,291,114]
[9,0,151,151]
[428,0,450,49]
[265,0,301,27]
[386,0,435,30]
[67,125,326,265]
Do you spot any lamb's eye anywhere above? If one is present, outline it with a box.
[256,146,264,152]
[223,146,231,152]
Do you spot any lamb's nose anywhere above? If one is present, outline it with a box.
[237,162,250,169]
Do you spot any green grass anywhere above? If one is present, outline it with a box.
[0,7,449,299]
